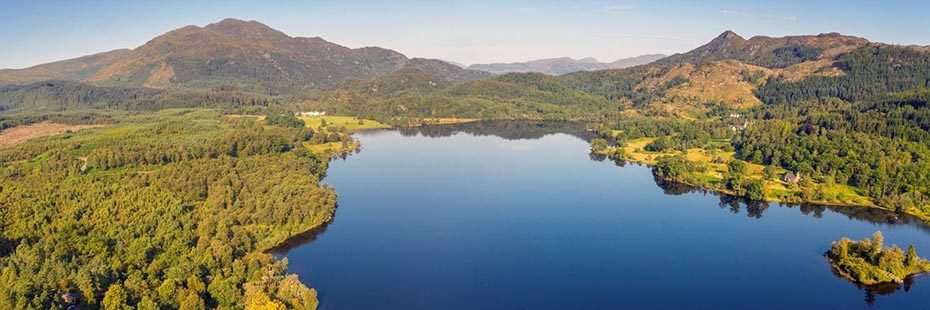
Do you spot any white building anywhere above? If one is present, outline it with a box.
[296,111,326,117]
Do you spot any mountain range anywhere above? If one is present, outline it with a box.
[2,19,927,122]
[306,28,930,121]
[0,19,492,93]
[465,54,666,75]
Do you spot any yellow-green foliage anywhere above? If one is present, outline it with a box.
[298,115,388,132]
[601,136,875,208]
[0,109,335,309]
[826,232,930,285]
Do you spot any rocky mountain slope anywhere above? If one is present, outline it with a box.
[0,19,492,93]
[0,49,131,84]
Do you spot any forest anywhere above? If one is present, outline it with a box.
[0,109,348,309]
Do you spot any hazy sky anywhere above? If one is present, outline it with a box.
[2,0,929,69]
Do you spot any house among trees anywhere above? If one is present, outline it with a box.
[60,291,79,307]
[296,111,326,117]
[783,172,801,183]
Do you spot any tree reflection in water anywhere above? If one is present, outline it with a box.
[653,167,930,305]
[312,121,930,306]
[834,269,927,306]
[397,120,600,141]
[267,213,335,256]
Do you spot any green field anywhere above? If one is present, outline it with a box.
[298,115,388,132]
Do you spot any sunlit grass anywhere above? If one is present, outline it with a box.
[298,115,388,132]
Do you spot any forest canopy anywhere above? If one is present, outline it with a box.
[0,109,345,309]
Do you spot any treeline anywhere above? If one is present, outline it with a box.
[304,69,620,122]
[0,110,121,132]
[662,43,826,69]
[756,45,930,105]
[0,82,281,114]
[0,109,339,309]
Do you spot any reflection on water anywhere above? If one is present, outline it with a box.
[650,163,930,305]
[280,120,930,309]
[651,172,929,231]
[269,216,334,256]
[839,271,927,306]
[397,120,599,141]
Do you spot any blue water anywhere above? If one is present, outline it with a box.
[274,122,930,309]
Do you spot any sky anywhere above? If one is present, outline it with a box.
[1,0,929,69]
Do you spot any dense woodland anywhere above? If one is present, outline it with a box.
[756,45,930,105]
[0,110,344,309]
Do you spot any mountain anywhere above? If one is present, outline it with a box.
[0,49,131,84]
[443,60,467,68]
[656,31,869,68]
[0,19,491,93]
[559,30,876,110]
[311,30,930,121]
[466,54,665,75]
[608,54,667,69]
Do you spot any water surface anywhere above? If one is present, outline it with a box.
[274,121,930,309]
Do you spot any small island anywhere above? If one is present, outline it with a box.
[826,231,930,285]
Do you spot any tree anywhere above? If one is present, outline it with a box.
[179,290,206,310]
[137,297,158,310]
[590,138,608,152]
[907,244,919,266]
[102,284,129,310]
[728,159,747,175]
[763,166,776,180]
[871,231,885,261]
[744,179,766,201]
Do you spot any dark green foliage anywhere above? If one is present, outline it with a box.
[644,136,674,152]
[307,69,619,121]
[264,113,306,128]
[0,81,279,115]
[653,155,707,185]
[744,179,766,201]
[756,45,930,105]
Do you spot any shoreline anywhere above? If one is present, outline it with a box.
[614,156,924,223]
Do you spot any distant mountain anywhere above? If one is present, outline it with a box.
[0,19,491,93]
[0,49,131,84]
[656,30,869,68]
[443,60,467,68]
[466,54,665,75]
[607,54,668,69]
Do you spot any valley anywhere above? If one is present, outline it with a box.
[2,12,930,309]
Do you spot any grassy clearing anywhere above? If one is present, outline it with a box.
[303,141,357,155]
[405,117,480,126]
[0,122,102,147]
[299,115,388,132]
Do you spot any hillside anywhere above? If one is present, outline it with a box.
[310,30,930,121]
[558,31,874,112]
[0,49,131,84]
[0,19,491,94]
[466,54,665,75]
[4,30,916,121]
